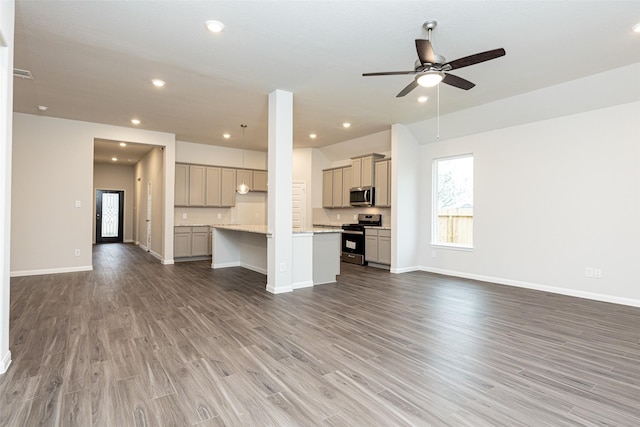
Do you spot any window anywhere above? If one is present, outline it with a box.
[433,154,473,247]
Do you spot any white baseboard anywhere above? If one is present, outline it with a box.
[418,266,640,308]
[266,283,293,294]
[292,280,314,289]
[162,259,175,265]
[213,261,241,269]
[0,351,11,374]
[390,265,420,274]
[149,250,163,261]
[10,265,93,277]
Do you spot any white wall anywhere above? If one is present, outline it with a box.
[93,163,135,243]
[134,147,165,258]
[176,140,266,169]
[419,101,640,306]
[0,0,15,374]
[11,113,175,275]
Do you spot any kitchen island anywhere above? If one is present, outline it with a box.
[211,225,341,290]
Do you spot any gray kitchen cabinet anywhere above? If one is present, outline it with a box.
[174,164,189,206]
[351,154,384,188]
[323,166,351,208]
[174,226,211,259]
[174,227,192,258]
[221,168,236,206]
[375,159,391,207]
[365,228,391,265]
[342,167,352,207]
[205,166,221,206]
[236,169,253,191]
[189,165,206,206]
[332,168,343,208]
[191,226,210,256]
[322,169,333,208]
[253,170,268,192]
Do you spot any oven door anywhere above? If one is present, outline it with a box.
[341,230,365,265]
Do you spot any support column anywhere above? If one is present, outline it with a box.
[266,90,293,294]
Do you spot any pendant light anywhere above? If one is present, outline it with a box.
[237,124,250,194]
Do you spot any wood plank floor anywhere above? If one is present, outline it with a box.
[1,243,639,426]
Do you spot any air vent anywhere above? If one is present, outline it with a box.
[13,68,33,79]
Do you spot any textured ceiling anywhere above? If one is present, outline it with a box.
[13,1,640,152]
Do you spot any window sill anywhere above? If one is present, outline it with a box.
[430,243,474,252]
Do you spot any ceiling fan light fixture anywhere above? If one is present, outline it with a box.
[416,71,444,87]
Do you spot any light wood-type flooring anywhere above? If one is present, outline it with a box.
[1,243,639,426]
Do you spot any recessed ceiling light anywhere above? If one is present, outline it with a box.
[131,118,141,125]
[37,105,48,112]
[205,20,225,33]
[309,133,317,139]
[119,142,127,147]
[342,122,351,128]
[418,96,428,103]
[151,79,166,87]
[111,157,118,162]
[633,22,640,33]
[223,133,231,139]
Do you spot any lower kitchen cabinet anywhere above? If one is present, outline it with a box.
[365,228,391,265]
[174,226,211,259]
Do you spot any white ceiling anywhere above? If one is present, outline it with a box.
[13,1,640,152]
[93,138,154,165]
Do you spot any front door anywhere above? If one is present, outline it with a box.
[96,190,124,243]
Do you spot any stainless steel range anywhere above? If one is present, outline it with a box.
[341,214,382,265]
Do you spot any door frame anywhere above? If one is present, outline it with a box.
[96,189,125,243]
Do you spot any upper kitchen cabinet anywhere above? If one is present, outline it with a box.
[220,168,236,206]
[176,163,238,207]
[253,170,268,192]
[189,165,206,206]
[236,169,253,191]
[375,159,391,207]
[351,153,384,188]
[322,166,351,208]
[175,164,189,206]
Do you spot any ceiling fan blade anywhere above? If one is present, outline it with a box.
[415,39,436,64]
[396,80,419,97]
[442,73,475,90]
[446,48,506,70]
[363,71,416,76]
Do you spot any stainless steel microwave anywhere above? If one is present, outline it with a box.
[350,186,375,207]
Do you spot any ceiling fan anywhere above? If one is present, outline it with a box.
[363,20,506,97]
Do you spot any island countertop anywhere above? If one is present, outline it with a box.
[212,225,342,235]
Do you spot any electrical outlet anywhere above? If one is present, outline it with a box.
[337,214,340,220]
[279,262,286,272]
[594,268,602,278]
[585,267,594,277]
[75,200,81,208]
[217,213,222,219]
[182,213,187,219]
[431,250,436,258]
[353,214,357,220]
[74,249,80,257]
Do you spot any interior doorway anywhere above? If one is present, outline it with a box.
[96,189,124,243]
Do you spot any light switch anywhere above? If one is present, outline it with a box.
[182,213,187,219]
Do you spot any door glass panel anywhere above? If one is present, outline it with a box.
[101,193,120,237]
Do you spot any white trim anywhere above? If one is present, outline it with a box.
[161,259,174,265]
[213,261,241,269]
[292,280,314,289]
[390,265,420,274]
[10,265,92,277]
[148,250,162,261]
[418,266,640,308]
[266,283,293,294]
[0,350,10,374]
